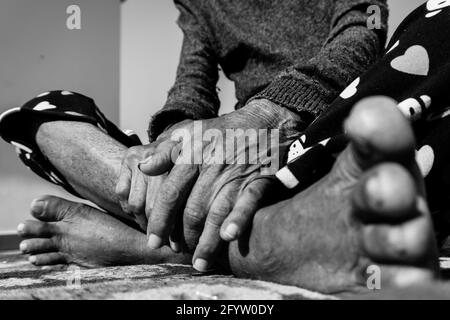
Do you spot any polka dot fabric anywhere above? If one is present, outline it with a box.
[276,1,450,244]
[0,90,141,197]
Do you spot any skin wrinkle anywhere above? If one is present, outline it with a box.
[21,98,438,294]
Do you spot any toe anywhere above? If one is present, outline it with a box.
[340,96,416,176]
[353,163,418,223]
[29,252,67,266]
[382,266,436,288]
[20,238,57,254]
[31,195,79,221]
[362,213,437,266]
[17,220,55,238]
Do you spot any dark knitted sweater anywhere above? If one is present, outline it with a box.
[148,0,388,141]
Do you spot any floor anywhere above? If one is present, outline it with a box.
[2,251,450,300]
[0,251,336,300]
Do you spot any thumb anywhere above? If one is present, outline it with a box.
[139,140,181,175]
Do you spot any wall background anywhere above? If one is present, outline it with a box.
[0,0,428,231]
[0,0,120,231]
[120,0,427,141]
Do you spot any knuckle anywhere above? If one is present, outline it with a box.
[127,201,144,215]
[119,201,131,214]
[245,185,264,199]
[160,182,181,203]
[115,183,128,198]
[197,242,215,258]
[60,202,82,219]
[207,210,226,227]
[183,206,205,227]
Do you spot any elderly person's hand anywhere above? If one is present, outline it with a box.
[115,120,193,231]
[140,99,304,271]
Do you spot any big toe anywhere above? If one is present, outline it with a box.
[30,195,78,221]
[336,96,417,181]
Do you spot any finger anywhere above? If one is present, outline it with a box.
[139,140,181,175]
[192,181,239,272]
[145,175,165,220]
[169,219,183,253]
[115,163,132,212]
[147,164,199,249]
[183,166,222,251]
[127,170,148,229]
[128,170,146,213]
[220,178,272,241]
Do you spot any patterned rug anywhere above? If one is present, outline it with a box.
[2,251,450,300]
[0,251,336,300]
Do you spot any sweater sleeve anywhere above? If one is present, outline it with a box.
[148,0,220,142]
[250,0,388,119]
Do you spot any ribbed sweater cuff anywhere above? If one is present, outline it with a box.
[250,77,330,119]
[148,103,215,142]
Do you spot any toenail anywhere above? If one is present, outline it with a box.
[193,258,209,272]
[148,234,163,249]
[28,256,36,264]
[31,200,45,215]
[366,175,382,200]
[19,242,27,252]
[17,223,25,233]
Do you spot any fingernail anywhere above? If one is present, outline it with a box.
[17,223,25,233]
[148,234,163,249]
[139,156,153,166]
[28,256,36,264]
[19,242,27,252]
[170,240,181,253]
[223,223,239,240]
[31,200,45,215]
[193,258,209,272]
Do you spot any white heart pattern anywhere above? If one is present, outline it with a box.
[33,101,57,111]
[391,45,430,76]
[340,77,360,99]
[416,145,435,177]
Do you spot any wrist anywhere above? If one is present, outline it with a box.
[242,98,306,133]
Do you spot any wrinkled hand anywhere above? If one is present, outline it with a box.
[115,120,193,232]
[140,99,304,271]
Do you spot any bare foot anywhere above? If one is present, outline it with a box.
[229,97,439,294]
[17,196,191,267]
